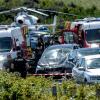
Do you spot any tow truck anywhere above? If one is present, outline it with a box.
[60,18,100,48]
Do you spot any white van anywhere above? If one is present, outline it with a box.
[0,26,25,69]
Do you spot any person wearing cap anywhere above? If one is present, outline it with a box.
[11,51,29,78]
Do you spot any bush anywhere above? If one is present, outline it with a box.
[0,71,99,100]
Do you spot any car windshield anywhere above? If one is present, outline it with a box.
[0,37,12,52]
[86,58,100,69]
[78,49,100,57]
[42,47,71,65]
[85,29,100,43]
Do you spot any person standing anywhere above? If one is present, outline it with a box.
[11,51,29,78]
[35,36,44,64]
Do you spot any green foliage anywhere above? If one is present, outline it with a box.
[0,0,100,24]
[0,71,100,100]
[0,71,52,100]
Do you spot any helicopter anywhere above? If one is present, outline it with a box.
[0,7,49,27]
[28,8,79,33]
[0,7,58,34]
[0,7,79,33]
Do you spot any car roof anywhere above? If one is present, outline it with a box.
[46,44,78,49]
[76,47,100,51]
[29,30,49,34]
[83,54,100,60]
[74,48,100,54]
[29,31,50,36]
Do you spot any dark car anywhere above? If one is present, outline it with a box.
[28,30,51,49]
[35,44,79,76]
[68,47,100,64]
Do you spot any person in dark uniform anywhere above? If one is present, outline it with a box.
[35,36,44,65]
[37,36,44,51]
[16,46,24,57]
[44,37,54,48]
[11,51,29,78]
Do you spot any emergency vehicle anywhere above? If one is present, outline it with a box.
[60,18,100,48]
[0,25,27,69]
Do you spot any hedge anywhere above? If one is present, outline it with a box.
[0,71,100,100]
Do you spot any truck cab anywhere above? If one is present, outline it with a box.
[60,18,100,48]
[81,21,100,48]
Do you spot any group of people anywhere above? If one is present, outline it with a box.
[33,36,55,65]
[3,36,60,78]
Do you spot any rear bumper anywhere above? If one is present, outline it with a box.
[35,67,72,77]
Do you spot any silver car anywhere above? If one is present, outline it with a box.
[72,54,100,83]
[36,44,79,76]
[68,47,100,64]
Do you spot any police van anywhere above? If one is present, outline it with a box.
[0,26,25,69]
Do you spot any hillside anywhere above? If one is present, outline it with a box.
[58,0,100,9]
[40,0,100,10]
[0,0,100,10]
[0,0,100,24]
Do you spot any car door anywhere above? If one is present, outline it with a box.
[72,58,84,82]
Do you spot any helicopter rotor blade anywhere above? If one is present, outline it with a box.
[0,10,12,14]
[0,7,49,16]
[0,7,24,14]
[37,9,78,16]
[27,8,49,16]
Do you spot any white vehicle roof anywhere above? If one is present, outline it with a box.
[84,54,100,60]
[0,29,12,37]
[0,26,21,38]
[71,21,85,29]
[71,17,100,30]
[82,21,100,30]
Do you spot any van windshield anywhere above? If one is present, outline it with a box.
[85,29,100,43]
[0,37,12,52]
